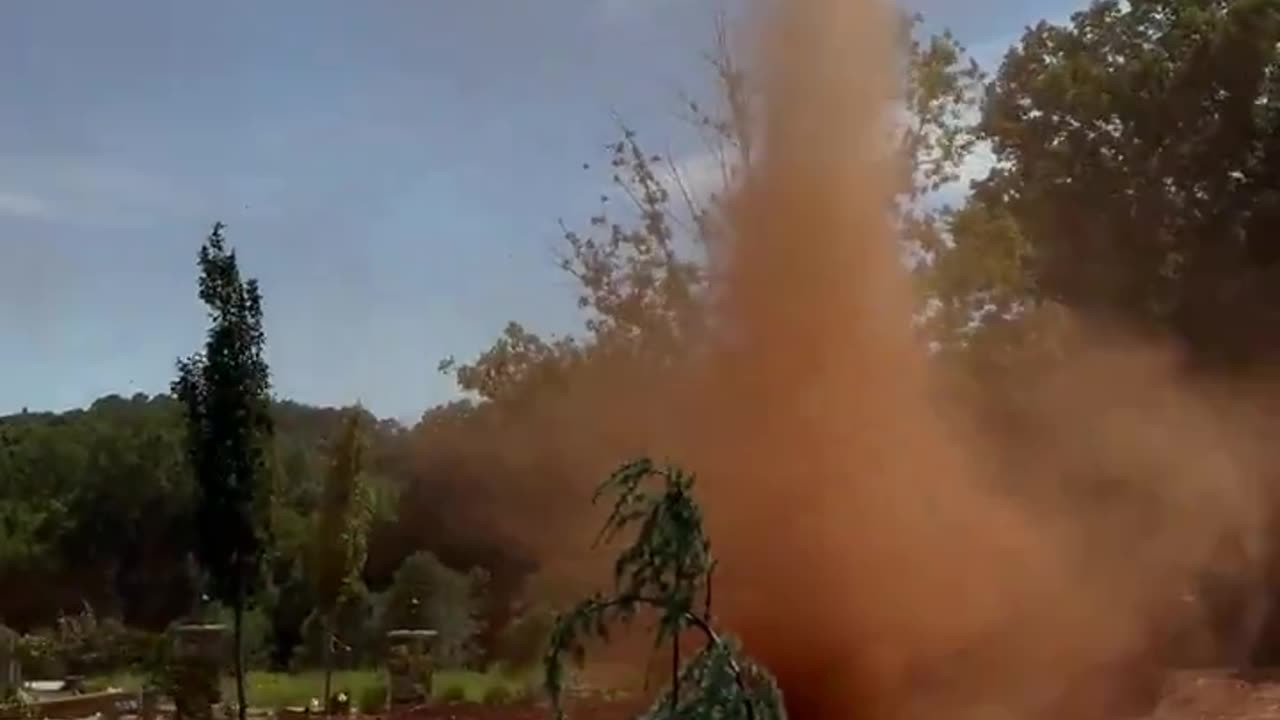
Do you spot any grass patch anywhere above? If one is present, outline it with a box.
[429,669,536,703]
[231,670,385,710]
[87,668,535,709]
[85,673,146,693]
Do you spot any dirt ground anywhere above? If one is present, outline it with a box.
[386,697,645,720]
[377,673,1280,720]
[1150,672,1280,720]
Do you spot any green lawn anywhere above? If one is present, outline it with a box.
[89,667,536,709]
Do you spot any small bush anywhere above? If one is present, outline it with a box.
[13,608,161,679]
[481,685,513,706]
[495,610,553,672]
[16,630,63,679]
[385,552,486,667]
[208,603,272,669]
[437,684,467,704]
[356,684,386,714]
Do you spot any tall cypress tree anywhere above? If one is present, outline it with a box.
[306,409,372,714]
[173,222,274,720]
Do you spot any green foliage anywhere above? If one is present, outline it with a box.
[494,608,555,672]
[593,459,711,642]
[545,458,785,720]
[971,0,1280,362]
[0,691,31,720]
[12,606,158,680]
[561,129,707,362]
[441,323,582,405]
[14,631,60,680]
[384,552,487,667]
[896,15,988,303]
[206,603,273,670]
[307,410,373,617]
[173,222,276,720]
[298,585,379,669]
[437,684,467,704]
[897,16,986,200]
[303,409,374,707]
[0,389,534,670]
[206,670,388,712]
[482,684,513,705]
[0,394,388,636]
[173,221,275,609]
[0,499,65,571]
[0,394,196,630]
[637,640,785,720]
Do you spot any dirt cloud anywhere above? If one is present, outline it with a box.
[678,2,1273,718]
[427,1,1278,716]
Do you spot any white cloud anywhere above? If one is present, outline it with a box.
[0,190,51,220]
[958,141,995,184]
[670,148,730,203]
[0,155,206,229]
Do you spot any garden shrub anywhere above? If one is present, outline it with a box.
[494,609,553,672]
[208,602,272,669]
[297,586,377,670]
[437,684,467,704]
[14,631,61,679]
[13,606,162,679]
[482,685,513,706]
[384,552,486,668]
[356,684,387,715]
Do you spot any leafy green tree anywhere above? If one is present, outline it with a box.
[0,395,196,630]
[384,551,487,667]
[546,459,784,720]
[305,409,373,711]
[439,322,582,406]
[172,222,275,720]
[971,0,1280,365]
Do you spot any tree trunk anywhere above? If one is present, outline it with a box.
[234,576,247,720]
[671,635,680,713]
[323,616,333,718]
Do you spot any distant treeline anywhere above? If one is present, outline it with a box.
[0,393,540,669]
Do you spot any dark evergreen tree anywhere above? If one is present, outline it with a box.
[173,222,275,720]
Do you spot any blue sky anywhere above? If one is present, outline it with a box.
[0,0,1077,423]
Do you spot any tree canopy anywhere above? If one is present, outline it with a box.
[950,0,1280,364]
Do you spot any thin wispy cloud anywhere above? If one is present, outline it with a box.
[595,0,678,25]
[668,148,731,206]
[0,190,50,220]
[0,155,205,229]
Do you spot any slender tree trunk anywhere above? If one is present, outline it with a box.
[234,575,247,720]
[671,635,680,713]
[323,615,333,718]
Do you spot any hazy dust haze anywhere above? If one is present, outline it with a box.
[426,0,1276,716]
[681,0,1272,718]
